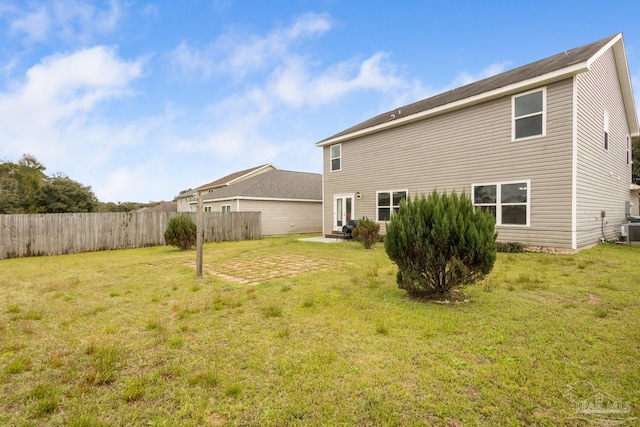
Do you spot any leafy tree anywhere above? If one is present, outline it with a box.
[384,190,497,297]
[164,215,197,250]
[351,217,380,249]
[0,154,47,213]
[35,174,98,213]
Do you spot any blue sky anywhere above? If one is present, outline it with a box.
[1,1,640,202]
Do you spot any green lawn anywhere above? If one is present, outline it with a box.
[0,237,639,426]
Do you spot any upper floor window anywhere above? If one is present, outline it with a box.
[222,205,231,212]
[377,190,407,221]
[513,88,546,140]
[330,144,341,172]
[603,110,609,151]
[204,206,212,212]
[473,180,530,226]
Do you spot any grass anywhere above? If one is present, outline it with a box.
[0,237,639,425]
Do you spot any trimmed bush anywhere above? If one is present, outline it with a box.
[351,217,380,249]
[384,190,497,296]
[164,215,197,250]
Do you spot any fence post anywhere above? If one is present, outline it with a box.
[196,192,203,280]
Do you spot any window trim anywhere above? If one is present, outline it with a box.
[627,135,631,165]
[221,205,231,212]
[376,189,408,222]
[512,87,546,141]
[330,144,341,172]
[603,110,610,151]
[472,179,531,227]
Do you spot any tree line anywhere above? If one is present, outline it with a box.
[0,154,160,214]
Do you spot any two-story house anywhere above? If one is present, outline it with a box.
[317,33,638,250]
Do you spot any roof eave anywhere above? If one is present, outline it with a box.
[611,37,639,136]
[191,196,322,203]
[588,34,638,135]
[316,62,589,147]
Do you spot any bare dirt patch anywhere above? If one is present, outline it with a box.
[190,254,335,285]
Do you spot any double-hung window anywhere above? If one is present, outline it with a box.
[473,180,530,226]
[513,88,545,140]
[377,190,407,221]
[330,144,341,172]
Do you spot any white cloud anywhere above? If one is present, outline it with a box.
[269,52,405,108]
[167,41,215,80]
[9,5,51,41]
[7,0,124,44]
[167,12,332,80]
[101,162,167,203]
[0,46,144,175]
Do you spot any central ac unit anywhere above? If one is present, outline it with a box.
[623,223,640,245]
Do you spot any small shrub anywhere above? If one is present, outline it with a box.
[385,190,497,296]
[496,241,524,253]
[164,215,197,250]
[352,217,380,249]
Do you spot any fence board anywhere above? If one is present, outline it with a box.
[0,212,261,259]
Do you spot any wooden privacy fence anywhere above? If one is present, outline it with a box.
[0,211,261,259]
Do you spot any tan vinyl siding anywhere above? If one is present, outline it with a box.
[239,200,322,236]
[323,79,575,248]
[575,49,633,247]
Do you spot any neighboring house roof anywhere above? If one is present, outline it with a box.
[318,33,638,146]
[199,170,322,202]
[176,189,197,199]
[135,201,178,213]
[195,163,278,192]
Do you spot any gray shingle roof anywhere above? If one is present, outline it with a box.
[195,164,273,191]
[202,170,322,201]
[320,34,619,142]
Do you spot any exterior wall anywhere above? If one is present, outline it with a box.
[202,199,322,235]
[239,199,322,236]
[176,195,196,212]
[322,79,575,248]
[576,49,633,247]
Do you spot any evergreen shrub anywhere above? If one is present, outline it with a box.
[351,217,380,249]
[164,215,197,250]
[384,190,497,296]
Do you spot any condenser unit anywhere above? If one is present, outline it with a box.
[622,223,640,245]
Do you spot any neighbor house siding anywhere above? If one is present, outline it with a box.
[576,48,633,247]
[239,200,322,236]
[177,196,196,212]
[323,79,575,248]
[203,200,236,212]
